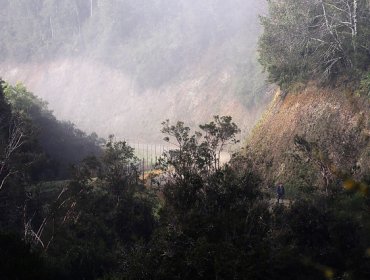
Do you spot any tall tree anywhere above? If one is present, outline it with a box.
[0,81,33,190]
[259,0,370,87]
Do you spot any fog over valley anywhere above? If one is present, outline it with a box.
[0,0,269,142]
[1,1,370,279]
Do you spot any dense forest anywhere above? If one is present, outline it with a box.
[1,80,369,279]
[1,0,370,280]
[259,0,370,90]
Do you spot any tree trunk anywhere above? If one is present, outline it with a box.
[352,0,358,51]
[49,16,54,39]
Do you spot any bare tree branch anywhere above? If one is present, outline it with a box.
[0,114,30,190]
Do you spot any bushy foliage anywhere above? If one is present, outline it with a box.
[119,118,370,280]
[1,106,370,279]
[359,71,370,95]
[0,232,53,280]
[15,135,156,279]
[259,0,370,88]
[270,192,370,280]
[0,79,11,161]
[119,118,269,279]
[3,82,102,179]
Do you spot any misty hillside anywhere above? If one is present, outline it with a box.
[0,0,269,141]
[1,1,370,280]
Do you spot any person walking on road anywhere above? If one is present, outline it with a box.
[276,183,285,204]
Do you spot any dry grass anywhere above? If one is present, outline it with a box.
[246,83,370,189]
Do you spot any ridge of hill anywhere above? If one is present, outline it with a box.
[246,83,370,194]
[1,81,102,180]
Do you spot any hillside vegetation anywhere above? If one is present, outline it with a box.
[246,84,370,195]
[250,0,370,194]
[1,80,370,280]
[0,80,102,181]
[259,0,370,89]
[1,1,370,279]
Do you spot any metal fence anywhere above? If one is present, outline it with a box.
[126,140,173,172]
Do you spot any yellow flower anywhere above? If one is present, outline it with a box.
[324,268,334,279]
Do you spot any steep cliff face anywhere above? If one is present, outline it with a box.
[246,84,370,192]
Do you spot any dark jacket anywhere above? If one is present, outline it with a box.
[277,185,285,196]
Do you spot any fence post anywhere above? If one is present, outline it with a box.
[142,158,145,181]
